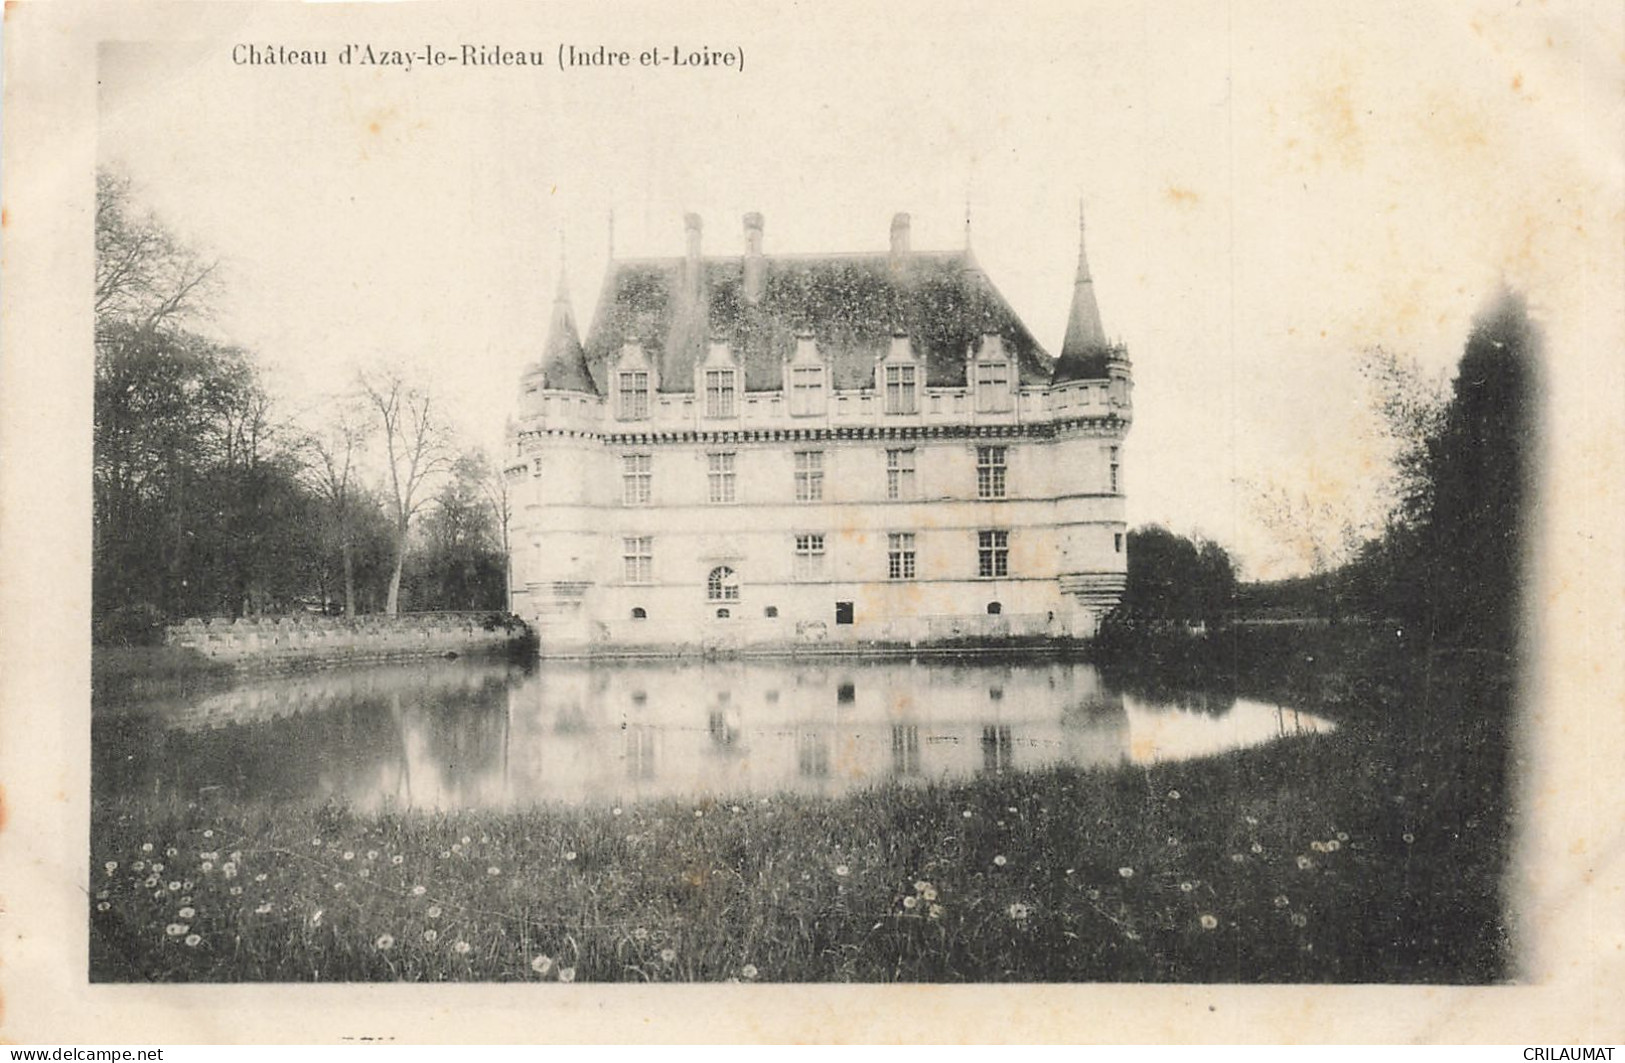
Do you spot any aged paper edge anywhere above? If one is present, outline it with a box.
[2,0,1623,1044]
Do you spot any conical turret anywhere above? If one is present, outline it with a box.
[538,269,598,395]
[1053,204,1113,384]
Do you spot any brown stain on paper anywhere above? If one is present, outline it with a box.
[1164,186,1200,208]
[1288,65,1367,171]
[1421,90,1491,158]
[364,107,398,138]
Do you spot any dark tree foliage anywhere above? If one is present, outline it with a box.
[402,451,508,612]
[1117,525,1237,625]
[93,321,322,637]
[1420,292,1539,652]
[1338,291,1539,654]
[93,171,515,638]
[94,173,319,640]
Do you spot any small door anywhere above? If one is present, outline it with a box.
[835,601,854,626]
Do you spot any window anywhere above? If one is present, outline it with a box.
[1109,445,1121,494]
[891,725,920,775]
[709,709,738,747]
[704,369,736,418]
[982,724,1013,773]
[886,448,916,501]
[977,446,1007,499]
[707,452,736,503]
[975,361,1012,412]
[623,537,653,584]
[715,608,731,619]
[797,731,830,777]
[794,534,826,580]
[986,601,1002,615]
[707,565,740,602]
[794,451,824,502]
[835,601,854,625]
[625,727,656,779]
[1115,532,1124,553]
[618,371,649,420]
[888,532,916,580]
[630,607,648,620]
[764,606,779,618]
[978,530,1009,578]
[790,366,826,416]
[884,364,917,414]
[622,453,651,505]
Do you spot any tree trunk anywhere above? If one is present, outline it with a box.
[386,556,403,616]
[385,519,407,616]
[342,539,356,618]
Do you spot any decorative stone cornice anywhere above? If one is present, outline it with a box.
[517,415,1128,448]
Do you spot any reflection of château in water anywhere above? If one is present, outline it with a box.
[93,659,1330,812]
[502,660,1131,804]
[96,660,1133,810]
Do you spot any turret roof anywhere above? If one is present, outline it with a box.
[536,272,598,395]
[1053,205,1120,384]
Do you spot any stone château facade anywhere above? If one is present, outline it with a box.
[506,209,1132,654]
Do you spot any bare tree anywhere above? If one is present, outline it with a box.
[1244,480,1365,578]
[482,427,518,611]
[95,169,218,336]
[359,369,452,615]
[299,396,372,617]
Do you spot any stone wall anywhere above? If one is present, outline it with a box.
[536,609,1077,657]
[165,612,525,665]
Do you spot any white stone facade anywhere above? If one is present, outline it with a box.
[506,212,1131,654]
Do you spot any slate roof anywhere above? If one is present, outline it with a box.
[1052,209,1119,385]
[1051,344,1122,385]
[536,275,598,395]
[578,249,1057,393]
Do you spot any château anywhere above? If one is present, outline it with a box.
[506,209,1132,654]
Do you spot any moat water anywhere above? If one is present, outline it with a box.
[93,657,1333,810]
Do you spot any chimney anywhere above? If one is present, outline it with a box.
[889,212,911,261]
[743,212,765,302]
[683,212,704,301]
[684,212,703,261]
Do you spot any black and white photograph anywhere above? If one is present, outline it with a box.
[2,0,1622,1044]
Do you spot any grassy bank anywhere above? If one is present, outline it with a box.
[90,626,1513,982]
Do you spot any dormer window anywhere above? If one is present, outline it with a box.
[786,334,828,417]
[884,365,918,415]
[704,368,737,418]
[618,371,650,420]
[975,361,1012,412]
[790,366,826,416]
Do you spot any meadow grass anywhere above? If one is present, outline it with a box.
[90,640,1512,984]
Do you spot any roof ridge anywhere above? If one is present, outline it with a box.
[610,249,971,266]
